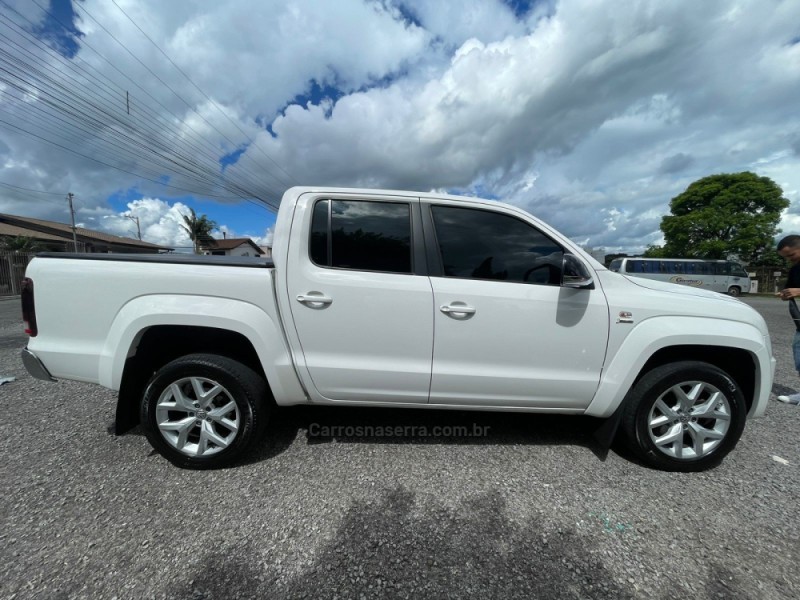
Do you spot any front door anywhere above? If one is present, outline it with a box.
[426,204,610,408]
[285,194,433,403]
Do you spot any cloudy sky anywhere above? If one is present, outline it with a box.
[0,0,799,253]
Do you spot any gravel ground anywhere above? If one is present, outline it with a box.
[0,295,798,600]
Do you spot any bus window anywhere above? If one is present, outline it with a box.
[730,263,748,277]
[664,261,684,274]
[609,259,622,272]
[695,262,711,275]
[626,260,643,273]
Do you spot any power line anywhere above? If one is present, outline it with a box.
[0,181,67,196]
[0,1,287,211]
[3,5,281,198]
[73,1,295,193]
[0,21,269,191]
[0,117,252,198]
[109,0,298,188]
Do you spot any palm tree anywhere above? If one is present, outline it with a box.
[180,208,217,254]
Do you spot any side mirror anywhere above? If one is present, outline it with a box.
[562,254,595,289]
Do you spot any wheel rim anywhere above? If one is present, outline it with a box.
[155,376,240,458]
[647,380,732,460]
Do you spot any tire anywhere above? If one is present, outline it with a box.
[620,361,746,472]
[727,286,741,297]
[140,353,270,469]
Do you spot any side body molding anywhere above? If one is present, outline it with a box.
[98,295,307,405]
[585,316,772,419]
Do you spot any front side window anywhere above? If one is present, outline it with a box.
[309,199,412,274]
[431,206,563,285]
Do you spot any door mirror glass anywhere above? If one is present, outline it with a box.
[562,254,594,289]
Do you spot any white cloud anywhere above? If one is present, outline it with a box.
[100,198,193,248]
[1,0,799,256]
[98,197,274,250]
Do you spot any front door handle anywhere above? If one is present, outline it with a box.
[297,293,333,308]
[440,302,476,317]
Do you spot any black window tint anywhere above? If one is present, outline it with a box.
[310,199,329,265]
[666,261,685,274]
[327,200,411,273]
[431,206,563,285]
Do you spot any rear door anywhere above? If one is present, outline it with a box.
[284,193,434,403]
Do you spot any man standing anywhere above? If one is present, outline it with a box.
[776,235,800,404]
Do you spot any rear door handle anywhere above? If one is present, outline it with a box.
[440,302,476,317]
[297,293,333,307]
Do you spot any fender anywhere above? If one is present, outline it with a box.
[585,315,770,418]
[98,294,307,404]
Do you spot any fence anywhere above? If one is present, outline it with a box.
[0,251,35,297]
[749,265,788,295]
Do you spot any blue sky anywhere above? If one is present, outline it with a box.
[1,0,799,253]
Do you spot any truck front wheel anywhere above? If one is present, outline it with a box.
[620,361,746,472]
[140,353,269,469]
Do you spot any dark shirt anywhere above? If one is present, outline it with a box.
[786,263,800,331]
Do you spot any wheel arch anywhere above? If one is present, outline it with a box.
[105,295,307,434]
[586,316,769,418]
[115,325,270,434]
[634,345,755,411]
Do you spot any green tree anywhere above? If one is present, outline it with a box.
[0,235,42,252]
[651,172,789,264]
[641,245,667,258]
[180,208,217,254]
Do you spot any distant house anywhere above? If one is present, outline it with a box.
[206,237,264,257]
[0,213,172,253]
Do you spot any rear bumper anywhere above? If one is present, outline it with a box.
[21,348,56,382]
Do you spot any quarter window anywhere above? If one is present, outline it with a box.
[431,206,563,285]
[309,199,412,274]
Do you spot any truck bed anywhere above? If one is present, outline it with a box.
[35,252,274,268]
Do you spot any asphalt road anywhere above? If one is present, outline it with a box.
[1,295,798,600]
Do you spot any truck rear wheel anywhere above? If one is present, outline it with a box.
[620,361,746,472]
[140,353,269,469]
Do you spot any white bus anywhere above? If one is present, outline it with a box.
[608,257,751,296]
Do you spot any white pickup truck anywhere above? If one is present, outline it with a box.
[21,187,775,471]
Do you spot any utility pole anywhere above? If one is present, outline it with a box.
[67,193,78,252]
[125,214,141,240]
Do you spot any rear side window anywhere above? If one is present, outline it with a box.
[309,199,412,274]
[431,205,563,285]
